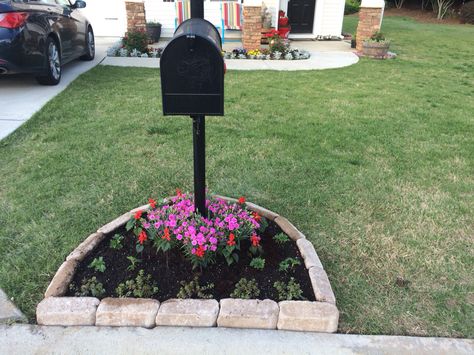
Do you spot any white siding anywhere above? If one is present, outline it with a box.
[80,0,127,37]
[318,0,345,36]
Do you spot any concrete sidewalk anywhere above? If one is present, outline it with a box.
[1,324,472,355]
[102,40,359,71]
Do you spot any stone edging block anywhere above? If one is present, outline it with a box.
[44,260,78,298]
[96,298,160,328]
[66,232,105,263]
[217,299,279,330]
[245,202,279,221]
[277,301,339,332]
[37,297,99,326]
[97,212,132,235]
[296,238,323,269]
[275,216,306,241]
[308,267,336,304]
[156,299,219,327]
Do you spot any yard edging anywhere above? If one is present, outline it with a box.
[37,196,339,332]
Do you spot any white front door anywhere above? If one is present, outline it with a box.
[80,0,127,37]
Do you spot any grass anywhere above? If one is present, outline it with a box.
[1,16,473,337]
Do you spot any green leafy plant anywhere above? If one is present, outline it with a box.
[109,234,124,249]
[88,257,106,273]
[115,270,158,298]
[344,0,360,15]
[70,277,105,298]
[122,29,149,53]
[278,257,301,273]
[274,277,304,301]
[177,276,214,299]
[126,256,142,271]
[366,31,390,44]
[230,278,260,299]
[249,257,265,270]
[273,233,290,245]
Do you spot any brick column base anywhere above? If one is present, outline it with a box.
[242,6,262,51]
[126,1,146,32]
[355,7,383,51]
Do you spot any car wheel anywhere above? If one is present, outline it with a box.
[80,27,95,61]
[36,37,61,86]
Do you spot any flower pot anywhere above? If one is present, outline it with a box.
[362,41,390,58]
[146,24,162,43]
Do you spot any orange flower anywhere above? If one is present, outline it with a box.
[253,212,261,222]
[134,210,142,220]
[162,227,171,241]
[176,188,183,197]
[227,233,236,246]
[250,234,260,247]
[195,245,205,258]
[148,198,156,209]
[238,196,246,204]
[138,231,147,244]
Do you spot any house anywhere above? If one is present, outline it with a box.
[80,0,345,40]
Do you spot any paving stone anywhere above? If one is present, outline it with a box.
[36,297,100,326]
[44,260,78,298]
[97,212,132,235]
[66,232,105,262]
[217,299,279,330]
[308,267,336,304]
[275,216,305,241]
[245,202,279,221]
[277,301,339,333]
[0,289,26,324]
[156,299,219,327]
[296,238,323,269]
[96,298,159,328]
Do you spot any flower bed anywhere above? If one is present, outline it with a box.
[37,195,338,332]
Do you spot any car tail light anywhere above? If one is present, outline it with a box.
[0,12,28,29]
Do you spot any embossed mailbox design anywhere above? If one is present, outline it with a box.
[160,18,224,116]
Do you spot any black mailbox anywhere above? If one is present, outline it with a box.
[160,18,224,116]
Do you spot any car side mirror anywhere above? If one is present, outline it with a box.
[73,0,86,9]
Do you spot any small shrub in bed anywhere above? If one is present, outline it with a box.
[230,278,260,299]
[109,234,124,250]
[278,257,301,273]
[177,276,214,299]
[249,257,265,270]
[89,257,106,273]
[274,277,304,301]
[273,233,290,245]
[116,270,158,298]
[122,29,149,54]
[70,277,105,298]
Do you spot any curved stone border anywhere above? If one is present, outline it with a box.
[37,196,338,332]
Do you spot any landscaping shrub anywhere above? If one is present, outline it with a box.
[122,29,149,53]
[344,0,360,15]
[460,1,474,24]
[230,278,260,299]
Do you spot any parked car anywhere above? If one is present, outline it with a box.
[0,0,94,85]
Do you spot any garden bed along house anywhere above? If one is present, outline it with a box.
[37,194,338,332]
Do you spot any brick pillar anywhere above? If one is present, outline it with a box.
[242,6,262,51]
[125,1,146,32]
[356,0,385,51]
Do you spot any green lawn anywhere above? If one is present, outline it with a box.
[1,16,473,337]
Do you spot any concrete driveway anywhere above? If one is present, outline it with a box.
[0,38,113,141]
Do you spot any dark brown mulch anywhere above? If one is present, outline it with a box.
[67,220,315,301]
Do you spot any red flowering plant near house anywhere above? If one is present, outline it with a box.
[127,192,267,269]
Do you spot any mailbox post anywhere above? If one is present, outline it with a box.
[160,3,224,217]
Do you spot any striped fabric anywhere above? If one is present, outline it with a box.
[222,3,242,30]
[175,0,191,25]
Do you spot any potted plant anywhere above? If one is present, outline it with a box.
[146,21,162,43]
[362,31,390,58]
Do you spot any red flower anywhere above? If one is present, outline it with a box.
[161,227,171,241]
[195,245,205,258]
[251,234,260,247]
[134,210,142,220]
[176,188,183,197]
[253,212,261,222]
[138,231,147,245]
[227,233,236,246]
[238,196,246,204]
[148,198,156,209]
